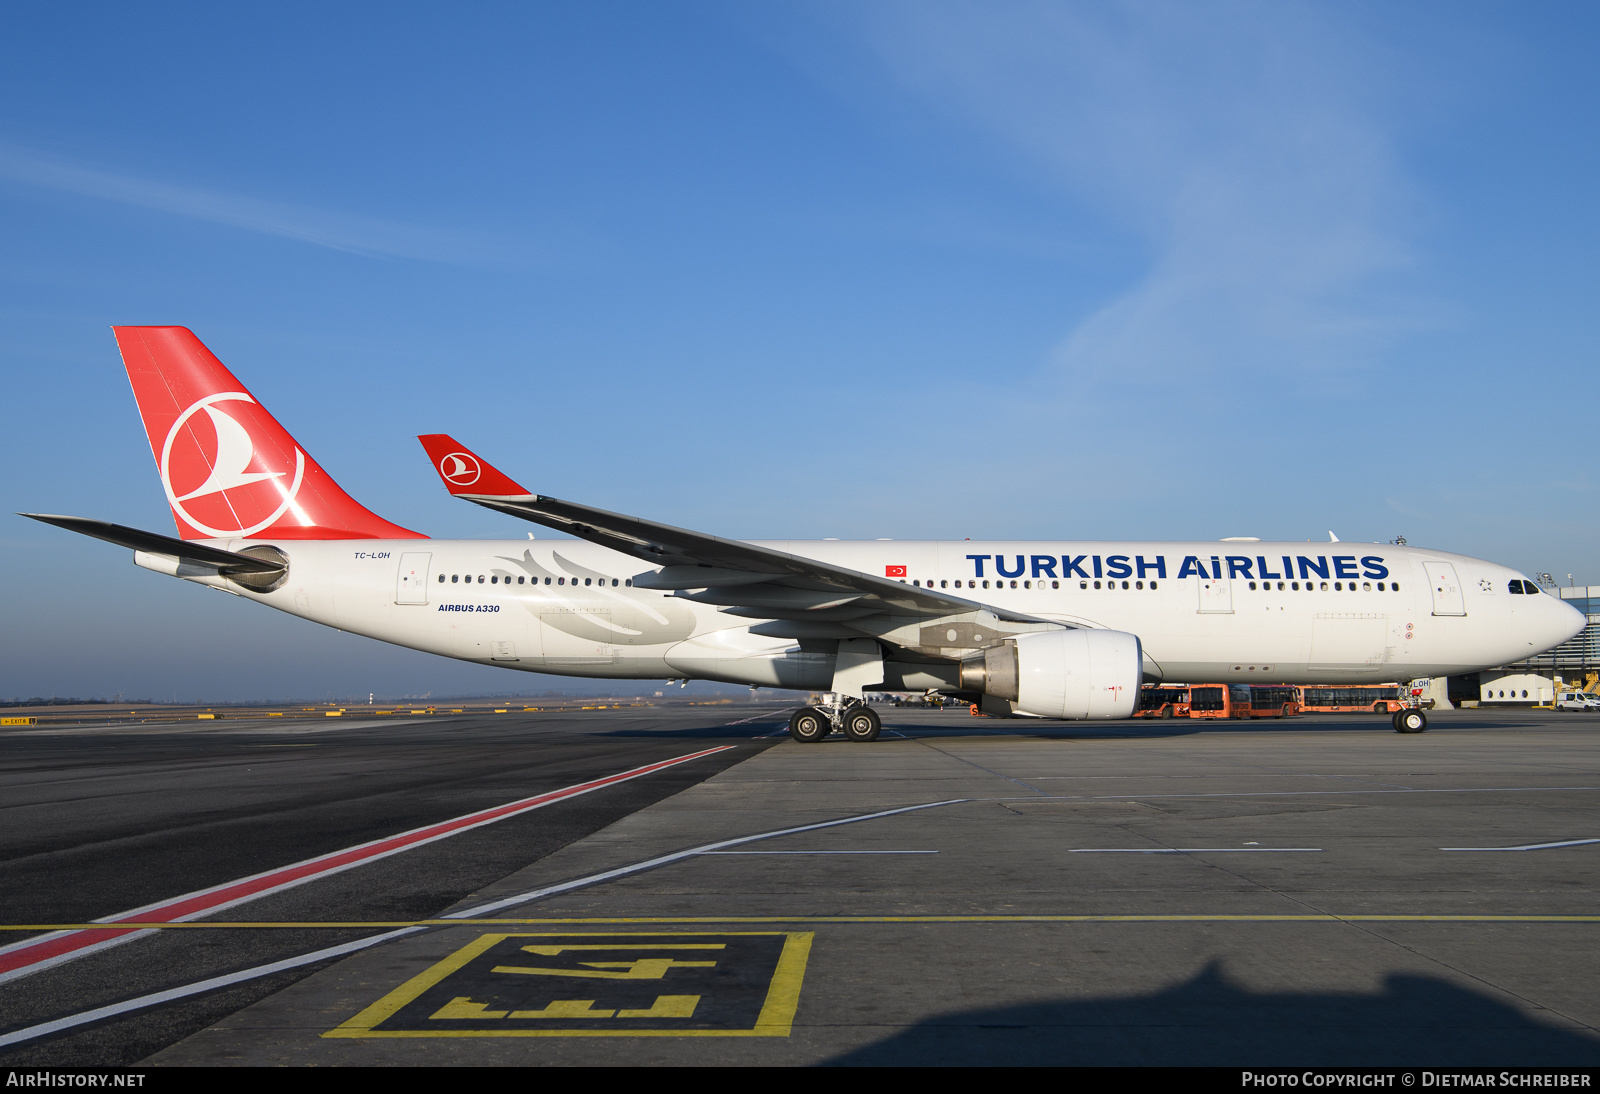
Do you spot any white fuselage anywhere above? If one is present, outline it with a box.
[157,538,1585,691]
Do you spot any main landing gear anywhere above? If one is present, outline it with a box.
[788,701,881,743]
[1393,707,1428,733]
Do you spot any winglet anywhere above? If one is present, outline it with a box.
[417,434,532,497]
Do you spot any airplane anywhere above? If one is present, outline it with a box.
[23,327,1586,741]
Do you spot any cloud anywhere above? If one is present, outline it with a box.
[830,0,1425,386]
[0,141,507,265]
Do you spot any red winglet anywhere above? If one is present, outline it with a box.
[417,434,531,497]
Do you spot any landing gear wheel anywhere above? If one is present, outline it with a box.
[1395,708,1428,733]
[843,705,882,743]
[789,707,830,743]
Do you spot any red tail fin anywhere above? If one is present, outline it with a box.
[114,326,425,541]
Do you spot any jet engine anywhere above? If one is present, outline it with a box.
[959,629,1142,719]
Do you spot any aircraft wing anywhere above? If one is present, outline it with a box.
[416,435,1063,642]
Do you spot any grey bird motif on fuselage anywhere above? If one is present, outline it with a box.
[493,549,698,645]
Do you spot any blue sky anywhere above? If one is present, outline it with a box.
[3,1,1596,701]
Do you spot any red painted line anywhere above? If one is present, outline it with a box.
[0,745,734,981]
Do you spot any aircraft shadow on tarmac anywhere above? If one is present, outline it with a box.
[823,963,1600,1067]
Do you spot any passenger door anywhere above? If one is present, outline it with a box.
[395,552,431,605]
[1423,561,1466,616]
[1198,575,1233,613]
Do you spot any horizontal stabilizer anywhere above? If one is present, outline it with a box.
[19,513,286,574]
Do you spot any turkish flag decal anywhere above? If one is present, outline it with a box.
[885,565,907,578]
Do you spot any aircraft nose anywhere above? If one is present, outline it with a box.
[1547,597,1587,650]
[1555,598,1580,639]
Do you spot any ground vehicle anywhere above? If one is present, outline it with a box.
[1186,684,1254,720]
[1248,685,1300,718]
[1297,685,1404,714]
[1556,691,1600,712]
[1134,686,1191,718]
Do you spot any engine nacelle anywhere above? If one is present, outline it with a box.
[959,630,1142,719]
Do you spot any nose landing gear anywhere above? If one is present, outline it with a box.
[1393,707,1428,733]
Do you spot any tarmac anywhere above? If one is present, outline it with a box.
[44,705,1597,1066]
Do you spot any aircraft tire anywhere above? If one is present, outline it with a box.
[789,707,830,743]
[1395,709,1428,733]
[843,705,882,743]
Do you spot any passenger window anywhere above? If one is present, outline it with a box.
[518,576,526,584]
[1136,581,1144,590]
[1121,581,1129,590]
[585,578,592,586]
[437,574,445,583]
[612,579,619,587]
[1080,581,1088,589]
[1320,582,1328,591]
[1150,581,1157,589]
[1377,582,1385,591]
[1052,580,1059,589]
[1094,581,1101,589]
[558,577,565,585]
[478,575,485,584]
[451,574,459,583]
[1248,581,1257,591]
[1392,583,1400,592]
[491,576,498,584]
[1334,582,1342,591]
[1363,582,1371,591]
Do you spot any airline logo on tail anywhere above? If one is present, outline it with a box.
[162,393,308,538]
[437,451,482,487]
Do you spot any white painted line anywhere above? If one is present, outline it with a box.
[695,850,938,855]
[1069,848,1323,853]
[1441,838,1600,851]
[988,786,1600,804]
[0,796,971,1049]
[0,745,735,985]
[0,927,424,1050]
[447,798,969,918]
[724,712,790,725]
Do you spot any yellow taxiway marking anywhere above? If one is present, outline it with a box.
[325,931,812,1039]
[6,914,1600,931]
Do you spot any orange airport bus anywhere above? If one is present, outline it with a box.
[1134,686,1192,719]
[1249,685,1300,718]
[1296,685,1404,714]
[1186,684,1254,720]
